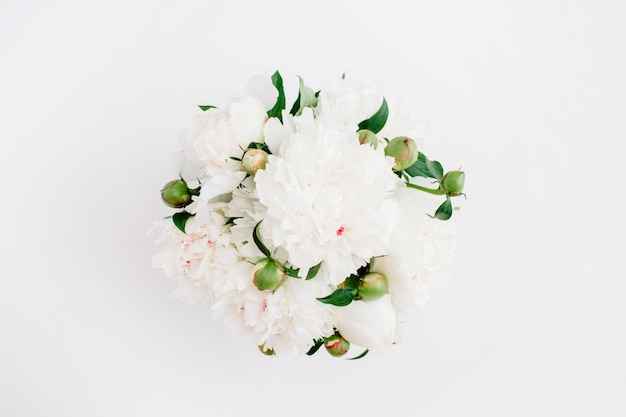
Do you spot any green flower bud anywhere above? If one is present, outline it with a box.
[161,179,192,208]
[357,272,388,301]
[258,343,275,356]
[441,170,465,196]
[324,334,350,357]
[357,129,379,149]
[242,148,268,175]
[252,258,286,291]
[384,136,418,171]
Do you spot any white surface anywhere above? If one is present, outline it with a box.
[1,1,625,416]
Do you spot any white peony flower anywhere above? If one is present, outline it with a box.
[218,274,337,355]
[226,177,269,260]
[315,75,385,130]
[370,186,455,314]
[180,94,268,177]
[152,203,241,305]
[263,107,316,155]
[334,295,398,348]
[252,121,402,285]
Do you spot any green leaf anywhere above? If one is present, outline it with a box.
[172,211,194,233]
[426,159,444,181]
[306,339,324,356]
[357,98,389,134]
[225,217,240,226]
[405,152,437,179]
[306,261,322,280]
[246,141,271,154]
[347,349,369,360]
[252,221,272,258]
[198,105,216,111]
[285,266,300,278]
[267,71,285,121]
[430,198,453,221]
[229,156,242,161]
[289,76,318,116]
[342,275,361,290]
[317,288,358,307]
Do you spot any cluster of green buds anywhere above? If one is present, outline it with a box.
[160,178,200,208]
[351,93,465,221]
[258,334,351,358]
[381,135,465,220]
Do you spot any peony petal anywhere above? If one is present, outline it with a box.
[228,95,267,143]
[263,117,291,154]
[245,73,279,111]
[334,295,397,348]
[196,171,247,210]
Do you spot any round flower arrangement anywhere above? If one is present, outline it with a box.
[153,72,465,358]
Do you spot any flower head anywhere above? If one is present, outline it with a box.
[180,94,268,179]
[252,122,402,285]
[334,295,397,348]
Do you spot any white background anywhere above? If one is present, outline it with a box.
[1,1,625,416]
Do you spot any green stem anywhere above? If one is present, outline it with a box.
[405,182,445,195]
[189,186,201,196]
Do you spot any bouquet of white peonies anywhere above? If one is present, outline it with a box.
[153,71,465,358]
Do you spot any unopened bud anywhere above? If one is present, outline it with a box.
[252,258,286,291]
[161,179,192,208]
[242,148,268,175]
[442,170,465,196]
[384,136,418,171]
[357,272,388,301]
[357,129,379,149]
[324,334,350,357]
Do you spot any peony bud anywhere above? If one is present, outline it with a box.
[442,170,465,196]
[357,129,379,149]
[161,179,192,208]
[335,295,397,348]
[252,258,286,291]
[242,148,268,175]
[324,334,350,357]
[357,272,388,301]
[384,136,418,171]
